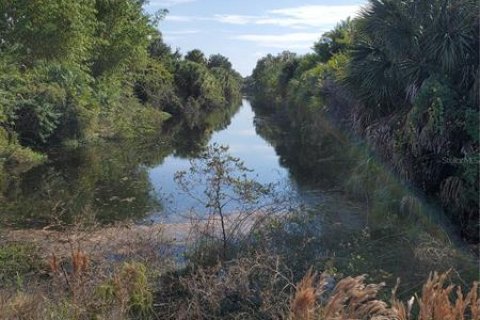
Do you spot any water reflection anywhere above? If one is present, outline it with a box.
[148,100,294,220]
[253,107,352,190]
[0,97,477,294]
[249,98,478,296]
[0,102,242,226]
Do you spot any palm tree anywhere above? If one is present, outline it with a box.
[344,0,479,241]
[345,0,478,114]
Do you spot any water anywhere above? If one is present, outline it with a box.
[148,100,295,220]
[0,99,299,225]
[1,98,477,293]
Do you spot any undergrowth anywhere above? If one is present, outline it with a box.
[0,215,478,319]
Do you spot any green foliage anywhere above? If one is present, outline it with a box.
[149,33,174,60]
[0,0,96,63]
[91,0,156,77]
[345,0,479,113]
[209,67,242,102]
[97,262,153,318]
[313,18,354,63]
[109,98,172,139]
[185,49,207,65]
[0,1,242,173]
[133,59,179,113]
[5,62,98,145]
[251,0,479,241]
[250,51,298,107]
[464,109,479,143]
[207,54,233,70]
[174,60,225,110]
[0,243,39,286]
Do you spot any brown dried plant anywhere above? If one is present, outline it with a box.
[290,270,480,320]
[321,275,392,320]
[72,249,88,276]
[417,271,480,320]
[290,269,320,320]
[48,253,59,274]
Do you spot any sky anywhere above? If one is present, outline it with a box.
[144,0,367,76]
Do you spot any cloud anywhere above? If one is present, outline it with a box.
[253,51,267,58]
[163,5,361,29]
[148,0,197,7]
[213,5,361,28]
[267,5,361,27]
[234,33,322,49]
[162,29,200,41]
[214,14,260,25]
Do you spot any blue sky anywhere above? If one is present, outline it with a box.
[144,0,367,76]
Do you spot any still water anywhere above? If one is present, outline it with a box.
[148,99,296,220]
[1,98,477,293]
[0,99,301,225]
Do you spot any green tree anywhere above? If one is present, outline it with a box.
[133,59,180,113]
[91,0,157,77]
[174,60,224,109]
[185,49,207,65]
[345,0,478,113]
[313,18,354,63]
[0,0,96,64]
[207,54,232,70]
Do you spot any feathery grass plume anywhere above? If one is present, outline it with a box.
[322,275,390,319]
[290,269,319,320]
[469,282,479,320]
[389,278,411,320]
[290,272,404,320]
[417,271,480,320]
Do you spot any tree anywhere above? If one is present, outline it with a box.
[0,0,96,64]
[185,49,207,65]
[174,144,271,260]
[345,0,478,113]
[149,33,173,60]
[91,0,156,77]
[174,60,224,109]
[313,18,354,63]
[207,54,232,70]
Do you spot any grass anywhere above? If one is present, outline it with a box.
[0,213,478,319]
[290,270,480,320]
[0,243,40,287]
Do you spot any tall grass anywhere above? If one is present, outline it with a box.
[1,229,479,319]
[290,270,479,320]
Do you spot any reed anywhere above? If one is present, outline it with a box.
[290,270,480,320]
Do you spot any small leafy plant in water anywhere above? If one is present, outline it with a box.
[174,143,272,261]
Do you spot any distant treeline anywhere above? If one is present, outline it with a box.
[0,0,242,163]
[247,0,479,241]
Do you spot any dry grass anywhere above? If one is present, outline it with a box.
[0,223,176,320]
[154,254,294,319]
[3,222,184,262]
[290,269,318,320]
[290,270,480,320]
[1,220,478,320]
[417,271,479,320]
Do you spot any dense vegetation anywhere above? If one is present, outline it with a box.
[0,0,242,168]
[0,1,478,319]
[0,143,478,319]
[248,0,479,242]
